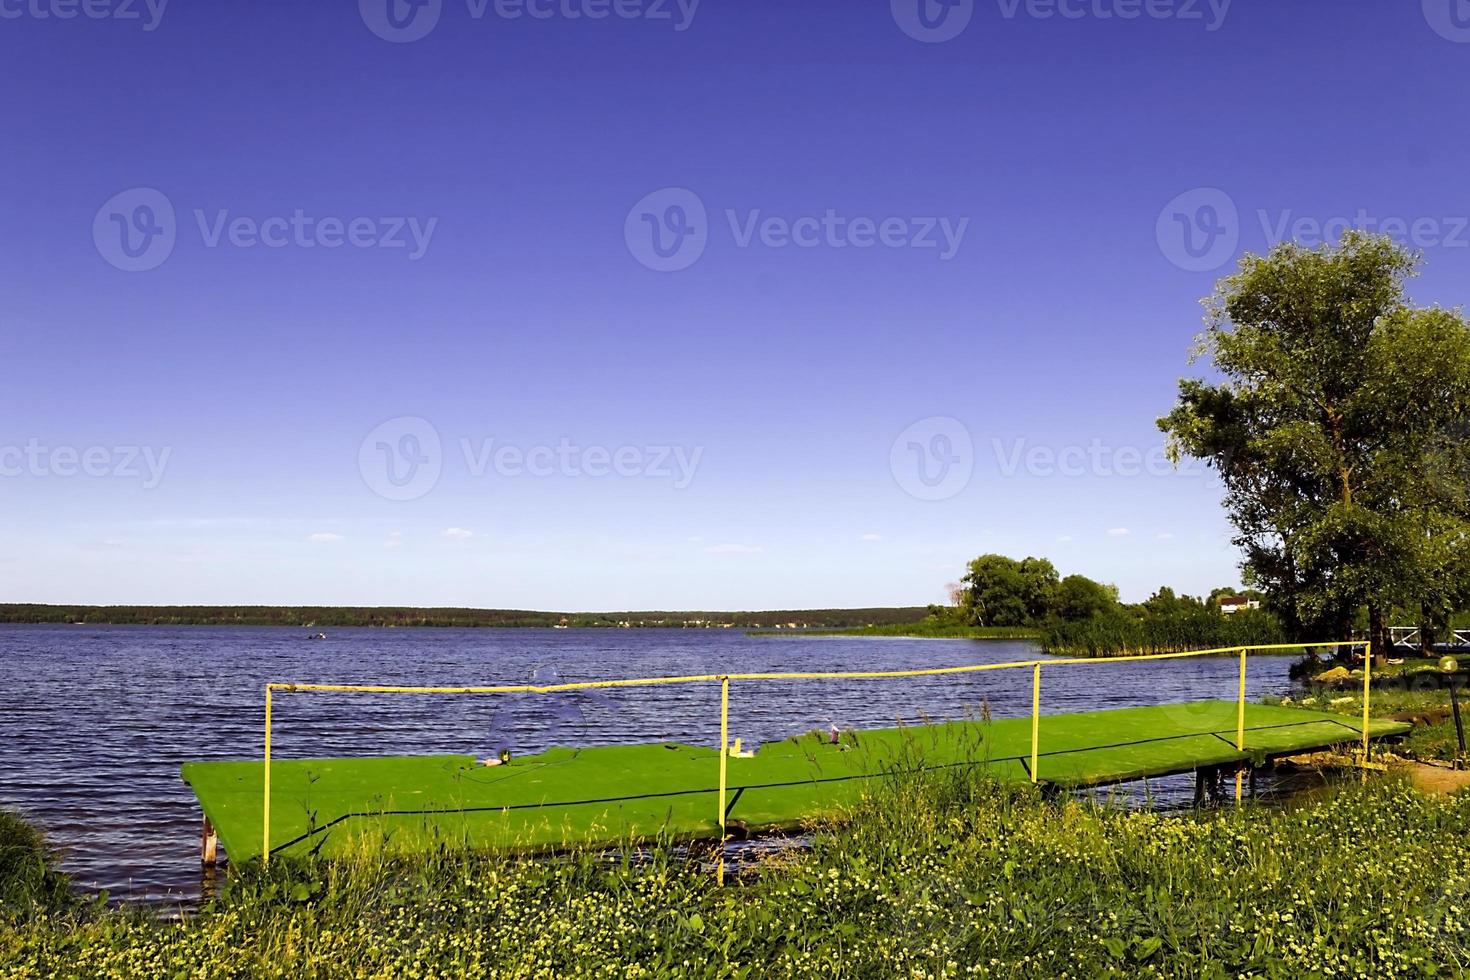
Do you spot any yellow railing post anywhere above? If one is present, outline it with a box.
[1362,640,1372,765]
[717,675,729,886]
[1235,648,1247,802]
[1030,663,1041,783]
[263,685,272,866]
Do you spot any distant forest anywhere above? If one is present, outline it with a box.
[0,605,930,630]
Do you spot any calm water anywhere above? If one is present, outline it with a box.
[0,625,1298,901]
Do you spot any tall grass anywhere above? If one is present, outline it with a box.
[4,768,1469,977]
[1042,608,1287,657]
[0,809,70,924]
[801,623,1043,639]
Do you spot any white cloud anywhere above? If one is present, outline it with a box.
[442,527,474,540]
[860,533,882,541]
[706,543,763,556]
[1057,535,1073,543]
[1106,528,1131,537]
[307,532,344,544]
[1156,532,1176,541]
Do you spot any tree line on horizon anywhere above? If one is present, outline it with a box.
[0,604,931,631]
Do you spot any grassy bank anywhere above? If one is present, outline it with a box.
[4,773,1468,977]
[0,810,70,926]
[1279,685,1470,763]
[765,622,1042,640]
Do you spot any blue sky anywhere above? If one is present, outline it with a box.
[2,0,1468,609]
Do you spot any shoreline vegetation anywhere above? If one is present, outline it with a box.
[0,604,928,631]
[4,771,1467,977]
[761,623,1044,640]
[804,552,1295,657]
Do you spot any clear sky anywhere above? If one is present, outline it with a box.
[2,0,1467,609]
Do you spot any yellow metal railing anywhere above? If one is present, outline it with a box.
[261,639,1373,879]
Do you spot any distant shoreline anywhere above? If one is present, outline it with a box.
[0,604,930,631]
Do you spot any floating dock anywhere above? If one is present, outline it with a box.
[182,700,1408,863]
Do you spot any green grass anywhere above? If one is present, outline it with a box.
[183,703,1408,863]
[0,810,71,925]
[1277,686,1470,762]
[5,773,1469,977]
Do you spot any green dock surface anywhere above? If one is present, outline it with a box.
[182,701,1408,862]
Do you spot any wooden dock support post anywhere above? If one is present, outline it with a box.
[1195,765,1226,806]
[201,815,218,867]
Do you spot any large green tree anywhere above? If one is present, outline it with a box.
[960,555,1060,627]
[1159,233,1470,657]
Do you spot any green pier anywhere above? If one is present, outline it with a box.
[182,700,1408,863]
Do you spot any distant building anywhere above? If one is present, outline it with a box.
[1219,596,1261,615]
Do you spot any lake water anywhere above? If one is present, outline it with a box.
[0,625,1300,901]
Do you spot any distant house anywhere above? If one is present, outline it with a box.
[1219,596,1261,615]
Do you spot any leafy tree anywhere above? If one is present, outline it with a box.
[1055,574,1120,622]
[960,555,1060,627]
[1159,233,1470,659]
